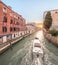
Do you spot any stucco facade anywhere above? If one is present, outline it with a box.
[44,9,58,30]
[0,1,27,44]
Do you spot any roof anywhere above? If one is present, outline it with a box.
[0,1,22,17]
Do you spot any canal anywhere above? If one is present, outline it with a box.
[0,30,58,65]
[44,39,58,65]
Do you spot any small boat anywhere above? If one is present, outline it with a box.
[32,37,43,58]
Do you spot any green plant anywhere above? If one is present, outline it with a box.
[49,29,58,36]
[43,11,52,30]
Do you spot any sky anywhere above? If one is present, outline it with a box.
[2,0,58,23]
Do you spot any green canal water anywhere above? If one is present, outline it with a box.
[0,30,58,65]
[44,39,58,65]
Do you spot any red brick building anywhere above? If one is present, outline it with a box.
[0,1,27,44]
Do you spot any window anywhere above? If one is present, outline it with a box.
[3,16,7,22]
[0,37,2,43]
[14,27,16,31]
[16,28,19,31]
[2,27,7,32]
[18,17,19,19]
[3,7,7,13]
[14,34,15,37]
[16,22,19,25]
[10,27,13,32]
[10,13,12,16]
[55,11,58,13]
[10,19,13,24]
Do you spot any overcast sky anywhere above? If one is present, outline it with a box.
[2,0,58,23]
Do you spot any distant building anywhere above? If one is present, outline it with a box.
[0,1,27,44]
[35,23,43,29]
[26,23,36,33]
[44,9,58,30]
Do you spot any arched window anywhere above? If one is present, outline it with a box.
[2,26,7,32]
[14,27,16,31]
[3,16,7,22]
[10,19,13,24]
[10,27,13,32]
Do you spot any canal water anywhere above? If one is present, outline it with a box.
[0,30,58,65]
[44,39,58,65]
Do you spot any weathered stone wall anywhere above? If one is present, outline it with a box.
[43,29,58,46]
